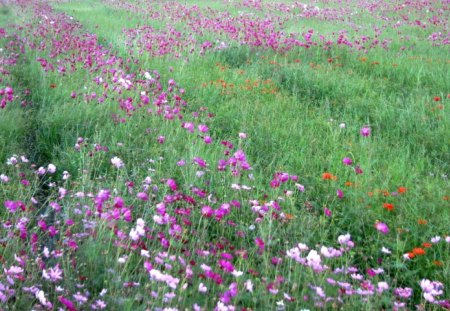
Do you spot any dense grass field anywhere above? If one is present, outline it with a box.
[0,0,449,309]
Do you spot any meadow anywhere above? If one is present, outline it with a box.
[0,0,449,309]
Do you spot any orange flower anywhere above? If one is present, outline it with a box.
[433,260,443,267]
[422,243,432,248]
[417,219,428,225]
[322,172,337,180]
[345,181,353,187]
[407,252,416,259]
[398,187,407,193]
[383,203,394,211]
[367,191,374,197]
[412,248,426,255]
[50,83,57,89]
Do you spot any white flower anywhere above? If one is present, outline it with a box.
[47,164,56,174]
[0,174,9,183]
[381,247,391,254]
[111,157,124,168]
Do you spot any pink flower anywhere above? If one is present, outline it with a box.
[47,164,56,173]
[137,192,148,201]
[198,124,209,133]
[336,189,344,199]
[111,157,124,168]
[360,126,371,137]
[198,283,207,293]
[374,222,389,234]
[166,179,177,191]
[255,237,265,252]
[324,207,332,217]
[342,157,353,165]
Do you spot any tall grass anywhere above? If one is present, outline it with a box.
[0,0,449,310]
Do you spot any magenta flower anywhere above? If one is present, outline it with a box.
[166,179,177,191]
[136,192,148,201]
[255,237,265,253]
[360,126,371,137]
[324,207,332,217]
[336,189,344,199]
[342,157,353,165]
[374,221,389,234]
[198,124,209,133]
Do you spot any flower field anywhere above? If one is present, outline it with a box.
[0,0,449,310]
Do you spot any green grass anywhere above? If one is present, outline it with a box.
[0,0,449,310]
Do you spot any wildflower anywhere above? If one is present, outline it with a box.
[255,237,265,253]
[0,174,8,183]
[324,207,332,217]
[412,248,426,255]
[336,189,344,199]
[47,164,56,174]
[406,252,415,259]
[244,279,253,292]
[381,247,391,254]
[394,287,413,299]
[36,290,53,309]
[398,187,407,193]
[342,157,353,165]
[199,283,208,293]
[374,222,389,234]
[418,219,428,225]
[136,192,148,201]
[166,179,177,191]
[383,203,394,211]
[37,167,46,175]
[377,282,389,294]
[430,236,441,243]
[204,136,212,144]
[360,126,371,137]
[295,183,305,192]
[73,292,88,304]
[433,96,441,102]
[339,123,346,129]
[433,260,443,267]
[322,172,337,180]
[239,132,247,139]
[198,124,209,133]
[43,265,63,282]
[354,166,363,174]
[111,157,124,168]
[7,156,18,165]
